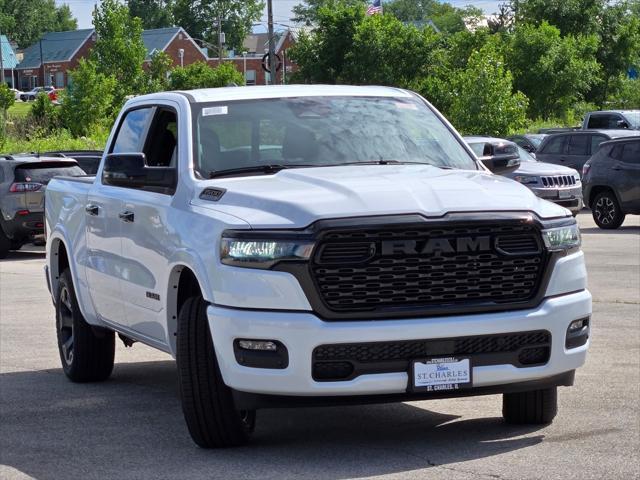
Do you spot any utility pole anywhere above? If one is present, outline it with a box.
[0,28,5,85]
[267,0,276,84]
[217,14,223,62]
[39,39,45,87]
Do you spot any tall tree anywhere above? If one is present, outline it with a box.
[291,0,365,26]
[507,22,600,119]
[0,0,78,48]
[172,0,263,54]
[91,0,147,107]
[385,0,482,34]
[510,0,606,37]
[127,0,175,30]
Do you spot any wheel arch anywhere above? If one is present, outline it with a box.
[587,185,620,208]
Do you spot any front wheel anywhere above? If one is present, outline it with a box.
[56,269,115,382]
[503,387,557,424]
[177,296,255,448]
[592,191,625,229]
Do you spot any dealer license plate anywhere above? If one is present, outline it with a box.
[409,357,472,393]
[558,189,573,199]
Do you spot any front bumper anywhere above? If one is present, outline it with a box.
[530,186,583,213]
[207,289,591,398]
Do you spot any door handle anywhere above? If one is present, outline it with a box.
[118,211,134,223]
[85,204,99,216]
[612,166,621,171]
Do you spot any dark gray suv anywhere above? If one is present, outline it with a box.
[536,130,640,175]
[0,156,85,257]
[582,137,640,229]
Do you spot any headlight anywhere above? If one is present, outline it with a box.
[221,237,315,268]
[542,223,581,251]
[514,175,539,185]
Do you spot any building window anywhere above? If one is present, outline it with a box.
[245,69,256,85]
[55,71,65,88]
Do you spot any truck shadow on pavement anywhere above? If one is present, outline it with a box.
[1,360,546,480]
[0,249,45,262]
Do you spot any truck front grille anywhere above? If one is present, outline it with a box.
[310,222,546,316]
[541,175,576,187]
[312,330,552,381]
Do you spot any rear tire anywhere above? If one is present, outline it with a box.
[177,295,255,448]
[0,229,10,259]
[503,387,557,425]
[592,191,625,229]
[56,269,115,382]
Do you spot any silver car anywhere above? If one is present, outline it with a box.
[0,155,85,257]
[465,136,583,216]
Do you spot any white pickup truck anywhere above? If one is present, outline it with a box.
[45,85,591,448]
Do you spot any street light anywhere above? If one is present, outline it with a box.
[242,51,247,79]
[178,48,184,68]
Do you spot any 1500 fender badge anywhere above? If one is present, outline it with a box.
[200,188,226,201]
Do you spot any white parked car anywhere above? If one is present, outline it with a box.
[10,88,23,100]
[45,85,591,448]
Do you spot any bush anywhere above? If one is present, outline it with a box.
[61,59,117,136]
[169,61,244,90]
[0,83,16,148]
[0,128,108,155]
[29,92,61,132]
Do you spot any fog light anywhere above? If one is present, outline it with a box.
[238,339,278,351]
[569,318,586,332]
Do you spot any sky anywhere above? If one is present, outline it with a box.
[56,0,503,30]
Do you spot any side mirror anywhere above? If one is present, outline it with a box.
[616,120,629,129]
[103,153,176,190]
[480,153,521,175]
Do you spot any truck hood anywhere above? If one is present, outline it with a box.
[507,161,579,177]
[191,165,570,228]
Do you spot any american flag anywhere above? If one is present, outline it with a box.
[366,0,383,15]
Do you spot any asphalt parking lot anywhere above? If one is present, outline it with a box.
[1,212,638,480]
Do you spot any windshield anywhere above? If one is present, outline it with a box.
[517,146,537,162]
[193,96,477,177]
[15,163,86,183]
[623,112,640,128]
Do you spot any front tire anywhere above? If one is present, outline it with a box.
[177,296,255,448]
[502,387,557,424]
[592,191,625,229]
[56,269,115,382]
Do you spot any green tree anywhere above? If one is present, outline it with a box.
[507,22,600,119]
[127,0,175,29]
[172,0,263,54]
[144,50,174,93]
[29,92,60,132]
[169,61,244,90]
[0,0,77,49]
[91,0,147,106]
[511,0,606,36]
[341,14,440,87]
[291,0,365,26]
[61,59,117,137]
[0,83,15,147]
[385,0,482,34]
[289,4,365,83]
[448,42,528,136]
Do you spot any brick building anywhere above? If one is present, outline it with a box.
[142,27,207,67]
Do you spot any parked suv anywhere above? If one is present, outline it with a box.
[0,155,85,257]
[536,130,640,175]
[582,137,640,229]
[582,110,640,130]
[465,137,582,215]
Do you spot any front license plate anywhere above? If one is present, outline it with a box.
[558,189,573,199]
[409,357,472,393]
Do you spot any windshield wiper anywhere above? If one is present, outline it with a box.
[330,160,456,169]
[208,164,311,178]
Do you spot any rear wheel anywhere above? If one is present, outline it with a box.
[503,387,557,424]
[56,269,115,382]
[177,295,255,448]
[0,229,10,259]
[592,191,625,229]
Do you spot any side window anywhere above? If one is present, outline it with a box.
[110,108,154,153]
[541,136,567,154]
[143,108,178,167]
[590,135,607,154]
[567,135,589,155]
[621,142,640,164]
[587,115,607,129]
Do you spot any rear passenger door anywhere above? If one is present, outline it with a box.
[614,141,640,210]
[565,134,591,172]
[536,135,567,165]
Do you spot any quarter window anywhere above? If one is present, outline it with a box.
[541,136,567,154]
[621,142,640,164]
